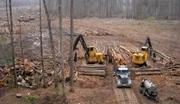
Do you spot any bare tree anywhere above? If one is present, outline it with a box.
[0,0,10,31]
[45,0,180,19]
[39,0,45,87]
[69,0,74,92]
[6,0,9,29]
[9,0,17,86]
[58,0,66,96]
[18,22,24,69]
[42,0,58,89]
[5,0,10,29]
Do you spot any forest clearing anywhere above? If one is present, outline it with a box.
[0,0,180,104]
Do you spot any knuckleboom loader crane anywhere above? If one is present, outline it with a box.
[73,35,104,64]
[73,35,106,76]
[132,37,154,67]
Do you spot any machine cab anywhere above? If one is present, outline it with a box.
[114,65,130,76]
[141,46,148,52]
[132,46,149,65]
[87,46,97,57]
[114,65,132,88]
[87,46,96,53]
[87,46,103,64]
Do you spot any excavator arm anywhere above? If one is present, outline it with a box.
[73,34,88,54]
[144,37,153,56]
[144,37,152,48]
[73,35,89,62]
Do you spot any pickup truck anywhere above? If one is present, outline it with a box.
[113,65,132,88]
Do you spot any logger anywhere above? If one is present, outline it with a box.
[73,35,106,76]
[73,34,104,64]
[132,37,154,67]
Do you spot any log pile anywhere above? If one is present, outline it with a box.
[105,43,135,67]
[77,64,106,76]
[0,58,70,89]
[130,68,162,76]
[76,28,113,37]
[18,14,35,22]
[0,59,42,89]
[107,48,127,66]
[47,66,70,86]
[170,70,180,76]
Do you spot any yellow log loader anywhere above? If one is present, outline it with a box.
[132,37,154,67]
[73,35,106,76]
[73,35,104,64]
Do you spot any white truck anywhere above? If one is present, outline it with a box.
[113,65,132,88]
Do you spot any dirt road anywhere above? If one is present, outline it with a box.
[113,81,139,104]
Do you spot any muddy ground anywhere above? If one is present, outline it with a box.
[0,6,180,104]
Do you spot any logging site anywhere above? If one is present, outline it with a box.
[0,0,180,104]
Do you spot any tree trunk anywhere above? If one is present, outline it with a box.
[39,0,45,88]
[42,0,58,90]
[58,0,66,96]
[9,0,17,87]
[19,22,24,70]
[5,0,10,30]
[69,0,74,92]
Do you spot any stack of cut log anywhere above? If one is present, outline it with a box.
[0,59,42,89]
[47,66,70,86]
[130,68,162,76]
[107,46,129,67]
[0,58,70,89]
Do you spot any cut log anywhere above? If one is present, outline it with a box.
[118,45,133,56]
[154,49,170,61]
[47,68,70,86]
[130,68,162,72]
[175,81,180,85]
[78,72,106,76]
[170,71,180,76]
[78,65,106,70]
[77,63,106,76]
[135,72,161,75]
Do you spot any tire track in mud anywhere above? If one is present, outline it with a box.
[113,81,139,104]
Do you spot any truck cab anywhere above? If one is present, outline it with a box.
[113,65,132,88]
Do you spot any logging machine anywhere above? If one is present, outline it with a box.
[73,34,104,64]
[132,37,153,67]
[73,34,106,76]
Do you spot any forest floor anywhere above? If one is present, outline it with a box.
[0,7,180,104]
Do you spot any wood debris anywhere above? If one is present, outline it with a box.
[0,59,41,89]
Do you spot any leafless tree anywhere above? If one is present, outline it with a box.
[42,0,58,90]
[58,0,66,96]
[45,0,180,19]
[5,0,10,29]
[39,0,45,87]
[18,22,24,70]
[9,0,17,86]
[69,0,74,92]
[0,0,10,31]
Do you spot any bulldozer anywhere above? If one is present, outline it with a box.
[73,35,106,76]
[132,37,153,67]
